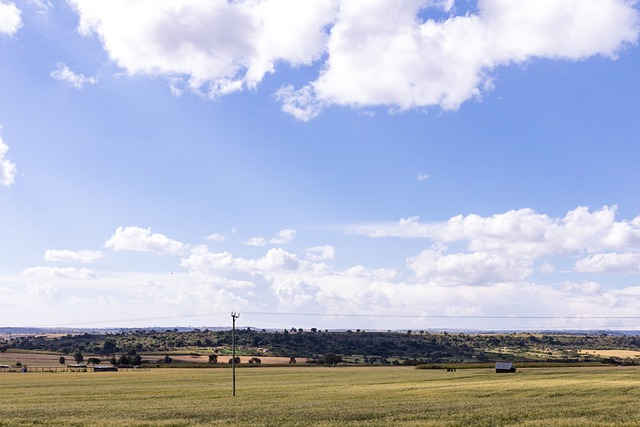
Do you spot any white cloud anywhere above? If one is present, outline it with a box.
[274,84,326,122]
[353,205,640,260]
[240,229,298,247]
[206,232,227,242]
[273,279,321,309]
[575,252,640,273]
[254,247,300,271]
[67,0,338,98]
[407,244,533,286]
[28,0,53,13]
[22,266,96,280]
[0,134,17,187]
[270,229,296,244]
[67,0,638,119]
[44,249,104,264]
[243,236,267,247]
[51,62,98,89]
[182,247,300,276]
[306,245,336,261]
[538,261,556,274]
[304,0,639,116]
[0,1,21,36]
[7,219,640,329]
[417,172,430,182]
[105,226,186,255]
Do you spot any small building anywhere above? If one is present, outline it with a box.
[495,361,516,373]
[93,365,118,372]
[67,364,88,372]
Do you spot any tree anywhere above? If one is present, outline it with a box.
[163,355,173,364]
[324,354,342,366]
[289,356,297,364]
[117,354,131,366]
[248,357,261,364]
[131,354,142,366]
[59,356,66,366]
[208,354,218,364]
[87,357,101,365]
[102,340,116,354]
[74,351,84,364]
[228,356,241,365]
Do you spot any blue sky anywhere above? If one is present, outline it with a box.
[1,0,640,330]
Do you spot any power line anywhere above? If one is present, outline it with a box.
[242,312,640,320]
[28,310,640,328]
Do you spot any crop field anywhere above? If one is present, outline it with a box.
[1,366,640,426]
[578,349,640,359]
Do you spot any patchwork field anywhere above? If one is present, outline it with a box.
[578,349,640,358]
[0,350,299,366]
[1,366,640,426]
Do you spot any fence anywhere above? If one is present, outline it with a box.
[0,366,150,373]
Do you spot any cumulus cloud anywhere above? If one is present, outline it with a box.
[67,0,338,98]
[306,245,336,261]
[22,266,96,280]
[270,229,296,244]
[353,205,640,259]
[44,249,104,264]
[243,229,296,246]
[273,279,321,309]
[8,208,640,328]
[304,0,639,116]
[182,247,299,277]
[274,84,327,122]
[407,244,533,286]
[66,0,639,119]
[50,62,98,89]
[0,134,17,187]
[243,236,267,247]
[206,232,228,242]
[575,252,640,273]
[0,1,21,36]
[105,226,186,255]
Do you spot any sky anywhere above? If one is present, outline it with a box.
[1,0,640,331]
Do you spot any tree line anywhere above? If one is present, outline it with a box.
[2,329,640,365]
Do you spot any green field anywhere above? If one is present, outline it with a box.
[1,366,639,426]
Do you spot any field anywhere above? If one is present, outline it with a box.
[578,349,640,359]
[2,366,640,426]
[0,350,298,367]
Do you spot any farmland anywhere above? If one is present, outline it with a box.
[4,328,640,366]
[1,366,640,426]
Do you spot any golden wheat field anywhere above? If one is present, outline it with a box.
[578,349,640,359]
[1,366,639,426]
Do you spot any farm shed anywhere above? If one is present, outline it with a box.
[93,366,118,372]
[495,362,516,373]
[67,364,88,372]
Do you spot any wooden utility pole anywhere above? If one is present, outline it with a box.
[231,312,240,396]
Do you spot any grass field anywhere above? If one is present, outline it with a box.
[1,366,640,426]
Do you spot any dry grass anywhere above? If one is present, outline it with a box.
[0,351,64,366]
[1,351,304,367]
[2,366,640,426]
[578,349,640,358]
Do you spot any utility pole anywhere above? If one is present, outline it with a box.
[231,312,240,396]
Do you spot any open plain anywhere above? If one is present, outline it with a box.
[1,366,640,426]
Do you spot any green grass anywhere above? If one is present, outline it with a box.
[1,366,640,426]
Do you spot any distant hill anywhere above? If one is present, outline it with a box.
[2,328,640,365]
